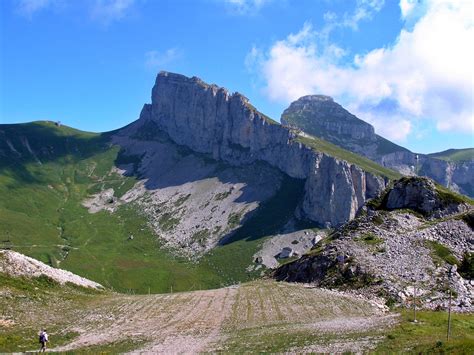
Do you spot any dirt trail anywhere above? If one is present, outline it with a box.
[50,281,395,353]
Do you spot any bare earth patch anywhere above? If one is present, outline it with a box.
[48,281,396,353]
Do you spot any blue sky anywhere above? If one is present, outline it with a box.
[1,0,472,154]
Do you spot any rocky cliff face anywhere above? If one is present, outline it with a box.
[129,72,388,227]
[282,95,474,197]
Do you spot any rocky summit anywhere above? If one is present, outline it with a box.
[113,72,388,228]
[282,95,474,197]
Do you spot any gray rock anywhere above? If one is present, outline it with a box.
[131,72,386,227]
[281,95,474,197]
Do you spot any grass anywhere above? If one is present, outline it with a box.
[429,148,474,163]
[435,182,474,205]
[296,135,401,180]
[0,121,312,294]
[356,232,384,246]
[426,240,459,266]
[282,110,407,157]
[0,273,99,352]
[2,275,473,353]
[375,309,474,352]
[158,212,181,231]
[458,252,473,279]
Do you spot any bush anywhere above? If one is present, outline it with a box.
[458,252,473,279]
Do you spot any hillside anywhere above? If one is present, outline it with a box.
[275,177,474,312]
[2,265,473,353]
[429,148,474,163]
[282,95,474,197]
[0,72,407,293]
[0,121,321,293]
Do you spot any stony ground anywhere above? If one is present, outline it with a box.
[85,131,284,259]
[54,281,395,353]
[276,209,474,312]
[1,278,396,353]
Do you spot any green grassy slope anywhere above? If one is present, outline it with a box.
[282,111,408,156]
[428,148,474,162]
[0,121,306,293]
[296,135,402,180]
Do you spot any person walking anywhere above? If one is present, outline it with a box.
[39,329,48,352]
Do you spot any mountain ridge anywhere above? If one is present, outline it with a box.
[281,95,474,197]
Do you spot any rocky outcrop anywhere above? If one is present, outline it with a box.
[130,72,388,227]
[384,177,469,217]
[282,95,376,142]
[282,95,474,197]
[274,177,474,311]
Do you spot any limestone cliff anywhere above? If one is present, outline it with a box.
[131,72,389,227]
[282,95,474,197]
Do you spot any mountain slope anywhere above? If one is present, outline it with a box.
[429,148,474,162]
[275,177,474,312]
[0,72,406,293]
[281,95,474,197]
[127,72,399,226]
[0,121,303,292]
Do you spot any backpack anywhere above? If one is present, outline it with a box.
[39,333,45,343]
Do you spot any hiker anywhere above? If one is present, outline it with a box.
[39,329,48,352]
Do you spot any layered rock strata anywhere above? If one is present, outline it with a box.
[129,72,388,226]
[282,95,474,197]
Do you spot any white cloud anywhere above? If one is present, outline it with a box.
[248,0,474,141]
[90,0,135,24]
[16,0,136,23]
[16,0,58,17]
[224,0,271,15]
[400,0,416,18]
[145,48,181,70]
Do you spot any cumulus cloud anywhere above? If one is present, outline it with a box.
[145,48,181,70]
[91,0,135,24]
[248,0,474,141]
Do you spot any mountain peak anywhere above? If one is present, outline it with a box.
[281,94,375,142]
[298,95,334,102]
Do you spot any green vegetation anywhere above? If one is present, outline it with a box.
[375,309,474,353]
[429,148,474,163]
[174,193,191,206]
[192,229,210,246]
[461,211,474,228]
[435,182,474,205]
[243,101,279,125]
[227,211,244,229]
[0,273,97,352]
[214,190,232,201]
[356,232,383,246]
[426,240,459,266]
[376,136,408,155]
[367,177,473,216]
[282,111,407,157]
[459,252,473,279]
[0,121,311,293]
[201,176,307,284]
[296,135,401,180]
[158,212,181,231]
